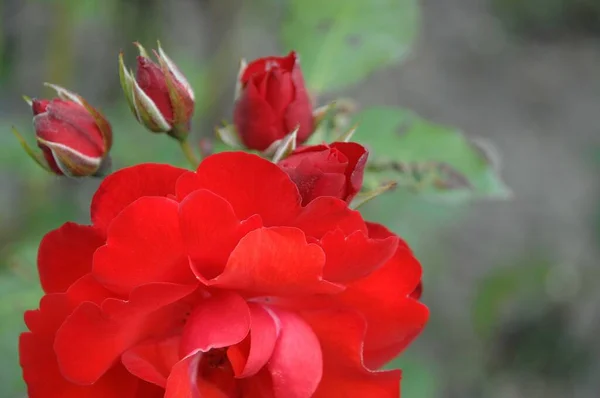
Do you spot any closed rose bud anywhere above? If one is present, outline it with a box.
[119,42,194,140]
[13,84,112,177]
[278,142,368,205]
[234,51,314,151]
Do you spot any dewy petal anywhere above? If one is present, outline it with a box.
[37,222,104,293]
[91,163,187,234]
[179,189,262,280]
[301,309,401,398]
[320,229,398,283]
[291,196,367,239]
[93,197,194,295]
[122,335,181,388]
[227,303,278,378]
[54,282,196,385]
[208,226,342,296]
[266,307,322,398]
[180,291,251,357]
[337,243,428,369]
[176,152,302,226]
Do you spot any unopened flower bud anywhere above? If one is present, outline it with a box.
[13,84,112,177]
[233,51,314,151]
[119,42,194,141]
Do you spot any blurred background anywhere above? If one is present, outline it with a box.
[1,0,599,397]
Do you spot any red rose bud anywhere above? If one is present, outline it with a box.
[119,42,194,140]
[278,142,368,205]
[233,51,314,151]
[13,84,111,177]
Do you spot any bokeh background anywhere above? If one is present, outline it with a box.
[1,0,599,397]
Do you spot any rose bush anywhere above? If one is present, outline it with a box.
[20,151,427,397]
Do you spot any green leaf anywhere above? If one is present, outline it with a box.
[353,106,512,202]
[282,0,419,93]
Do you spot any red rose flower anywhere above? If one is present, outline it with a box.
[279,142,368,205]
[20,84,112,177]
[233,51,314,151]
[119,43,194,139]
[20,152,427,397]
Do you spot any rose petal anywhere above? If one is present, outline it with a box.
[165,353,234,398]
[19,333,138,398]
[240,52,295,85]
[330,142,368,201]
[265,69,294,115]
[91,163,187,233]
[179,189,262,280]
[227,303,278,378]
[365,221,395,239]
[320,229,398,283]
[301,309,401,398]
[93,196,193,295]
[239,368,275,398]
[21,331,139,398]
[122,335,181,388]
[24,294,70,336]
[266,307,322,398]
[37,222,105,293]
[337,246,428,368]
[208,226,341,296]
[176,152,302,225]
[283,58,313,144]
[24,274,113,336]
[54,282,196,385]
[136,56,174,122]
[180,291,251,357]
[34,103,104,159]
[234,80,281,151]
[135,381,166,397]
[65,274,115,304]
[164,353,202,398]
[291,196,367,239]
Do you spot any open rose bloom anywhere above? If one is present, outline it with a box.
[20,151,427,397]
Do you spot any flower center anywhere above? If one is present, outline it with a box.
[197,348,240,396]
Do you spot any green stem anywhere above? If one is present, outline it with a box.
[179,139,200,169]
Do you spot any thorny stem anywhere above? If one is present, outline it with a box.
[179,139,200,169]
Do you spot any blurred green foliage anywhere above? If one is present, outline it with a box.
[492,0,600,37]
[282,0,419,92]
